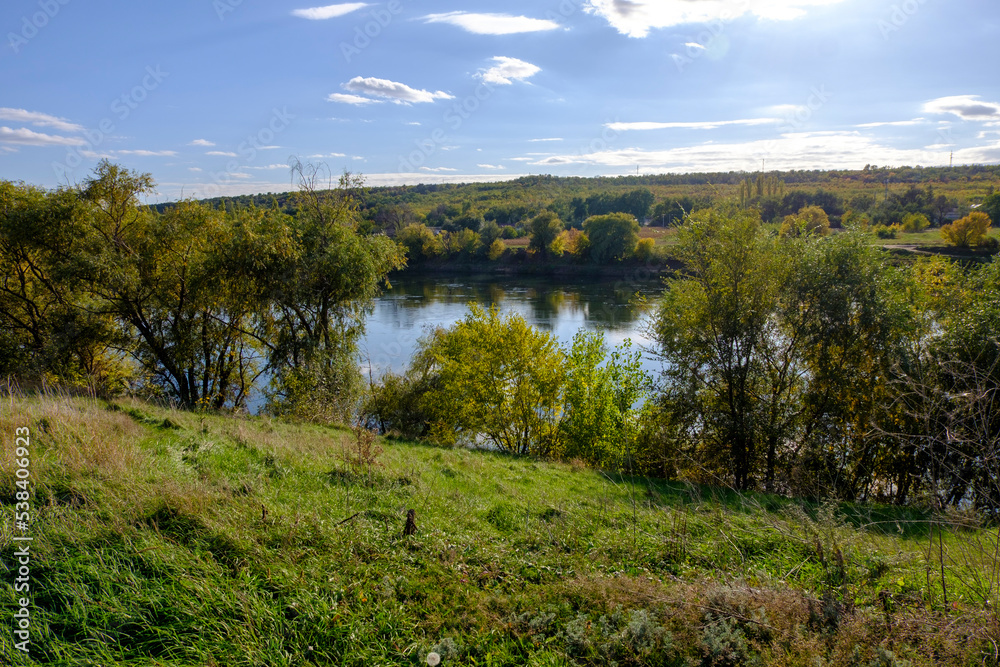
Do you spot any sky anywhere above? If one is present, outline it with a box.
[2,0,999,202]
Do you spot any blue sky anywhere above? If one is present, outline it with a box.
[2,0,999,201]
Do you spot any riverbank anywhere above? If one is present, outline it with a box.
[393,255,682,280]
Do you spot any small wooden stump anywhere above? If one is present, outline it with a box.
[403,509,417,536]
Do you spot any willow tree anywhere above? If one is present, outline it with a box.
[653,208,790,490]
[262,163,406,422]
[0,180,124,387]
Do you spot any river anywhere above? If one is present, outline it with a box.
[360,273,666,378]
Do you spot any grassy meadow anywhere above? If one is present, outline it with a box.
[2,392,999,666]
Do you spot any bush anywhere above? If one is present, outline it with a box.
[872,224,899,239]
[635,237,656,261]
[900,212,930,233]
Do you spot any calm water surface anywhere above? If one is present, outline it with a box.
[360,274,666,377]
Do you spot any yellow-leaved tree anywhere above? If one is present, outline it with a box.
[941,211,991,247]
[420,305,565,455]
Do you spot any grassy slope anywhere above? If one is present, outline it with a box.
[1,394,997,666]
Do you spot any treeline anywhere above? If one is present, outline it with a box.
[0,161,403,417]
[175,169,997,247]
[366,207,1000,511]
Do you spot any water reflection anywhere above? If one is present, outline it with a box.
[362,274,664,376]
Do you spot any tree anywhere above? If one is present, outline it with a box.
[528,210,564,258]
[981,193,1000,228]
[779,205,830,237]
[653,208,786,489]
[478,219,502,250]
[419,305,565,455]
[263,164,405,421]
[941,211,991,247]
[398,223,441,262]
[559,331,648,468]
[583,213,640,263]
[0,180,125,387]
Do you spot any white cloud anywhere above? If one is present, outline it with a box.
[528,137,564,143]
[206,151,238,157]
[118,149,177,157]
[527,131,974,172]
[855,119,926,128]
[479,56,541,85]
[585,0,848,38]
[188,139,215,147]
[477,164,506,169]
[0,108,83,133]
[419,166,459,172]
[421,12,560,35]
[247,164,292,170]
[606,118,781,131]
[684,42,706,50]
[0,126,86,146]
[292,3,368,20]
[342,77,453,104]
[188,167,203,172]
[328,93,382,105]
[231,173,252,179]
[923,95,1000,121]
[308,152,347,158]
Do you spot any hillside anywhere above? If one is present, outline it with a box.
[1,393,997,666]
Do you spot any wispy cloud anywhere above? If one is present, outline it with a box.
[328,93,382,105]
[855,119,926,128]
[419,166,458,172]
[585,0,848,38]
[0,108,83,133]
[188,139,215,147]
[341,77,453,105]
[117,149,177,157]
[308,152,347,158]
[527,131,969,172]
[206,151,238,157]
[479,56,541,85]
[606,118,781,131]
[292,3,368,20]
[0,126,86,146]
[421,12,560,35]
[527,137,563,143]
[923,95,1000,121]
[477,164,506,169]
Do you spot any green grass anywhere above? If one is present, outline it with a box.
[1,393,998,666]
[875,226,1000,247]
